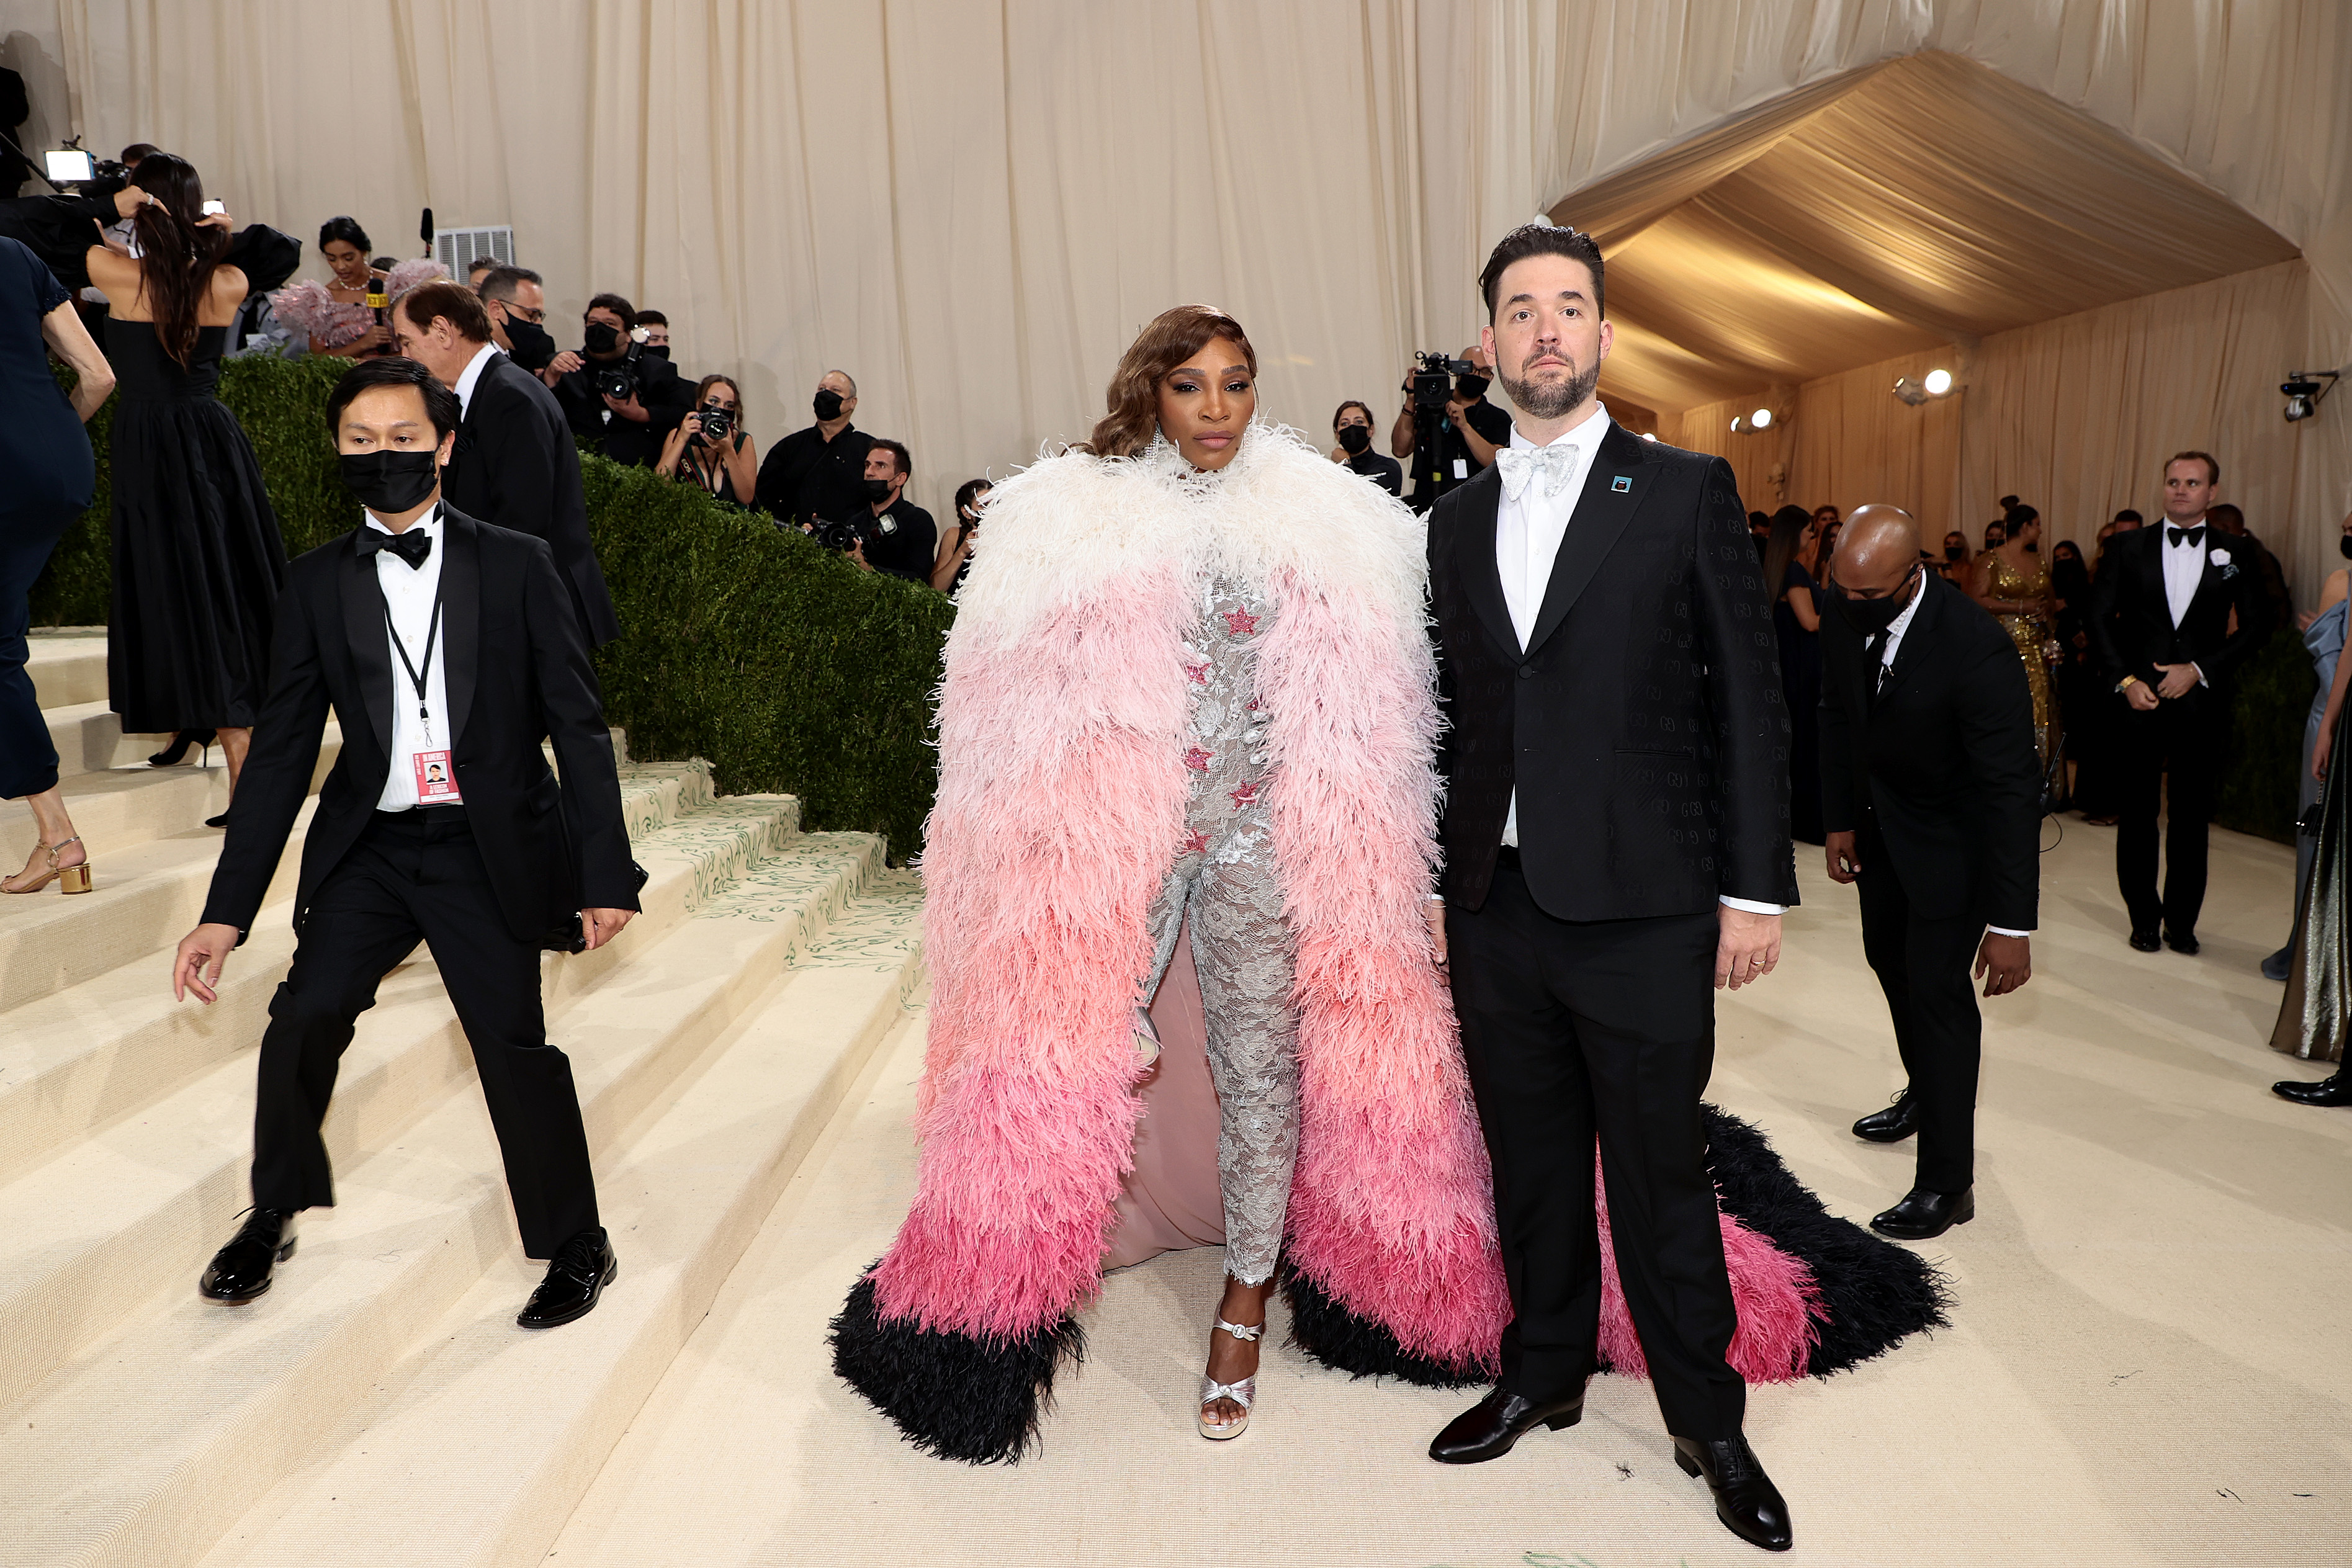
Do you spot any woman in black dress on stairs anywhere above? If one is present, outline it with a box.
[83,155,286,817]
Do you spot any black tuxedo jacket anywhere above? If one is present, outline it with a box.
[201,506,640,945]
[1427,421,1798,918]
[442,349,622,648]
[2086,522,2261,694]
[1818,573,2040,928]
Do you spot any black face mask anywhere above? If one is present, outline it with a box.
[863,477,893,503]
[814,388,845,422]
[340,450,440,516]
[583,321,621,355]
[644,344,670,359]
[2340,535,2351,561]
[1337,423,1371,455]
[1830,567,1919,636]
[1945,543,1967,561]
[500,313,556,372]
[1455,374,1489,401]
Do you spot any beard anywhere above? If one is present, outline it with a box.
[1501,354,1599,421]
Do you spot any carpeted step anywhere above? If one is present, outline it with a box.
[197,872,923,1568]
[24,629,109,709]
[0,831,891,1568]
[0,763,714,1192]
[0,786,806,1418]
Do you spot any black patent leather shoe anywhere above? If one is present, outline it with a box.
[516,1227,616,1328]
[2128,928,2161,952]
[1870,1186,1974,1239]
[1851,1090,1919,1143]
[1428,1386,1584,1464]
[1674,1433,1792,1552]
[2273,1071,2352,1108]
[199,1207,299,1302]
[2262,944,2294,982]
[2164,928,2200,955]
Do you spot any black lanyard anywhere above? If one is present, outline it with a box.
[382,587,445,747]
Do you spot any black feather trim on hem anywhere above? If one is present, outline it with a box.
[828,1270,1086,1464]
[1279,1262,1492,1388]
[1699,1103,1954,1375]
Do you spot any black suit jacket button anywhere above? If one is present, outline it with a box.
[1519,665,1535,679]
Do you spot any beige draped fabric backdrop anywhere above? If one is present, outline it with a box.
[14,0,2350,579]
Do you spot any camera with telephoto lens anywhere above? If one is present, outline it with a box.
[591,343,642,403]
[809,514,876,554]
[1410,349,1476,413]
[693,403,733,443]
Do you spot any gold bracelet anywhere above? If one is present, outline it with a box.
[2119,676,2140,689]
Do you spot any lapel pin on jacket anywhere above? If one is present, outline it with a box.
[1611,474,1632,493]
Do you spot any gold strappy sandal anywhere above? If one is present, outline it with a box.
[4,836,92,895]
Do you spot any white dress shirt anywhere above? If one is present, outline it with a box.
[1489,404,1780,916]
[1864,573,2030,937]
[2160,516,2212,684]
[367,508,461,811]
[452,341,500,418]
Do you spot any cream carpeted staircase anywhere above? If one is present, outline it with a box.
[0,629,924,1568]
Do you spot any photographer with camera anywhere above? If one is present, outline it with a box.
[754,369,874,531]
[655,374,758,507]
[1390,343,1508,513]
[550,292,693,468]
[830,438,934,583]
[930,478,991,595]
[1329,399,1402,496]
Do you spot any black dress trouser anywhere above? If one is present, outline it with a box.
[1447,857,1744,1440]
[2114,691,2224,937]
[249,807,599,1259]
[1855,820,1982,1194]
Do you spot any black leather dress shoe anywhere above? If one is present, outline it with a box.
[1851,1090,1919,1143]
[199,1207,299,1302]
[2262,944,2294,982]
[517,1227,617,1328]
[1870,1186,1973,1239]
[1428,1386,1584,1464]
[2128,928,2161,952]
[2164,928,2200,955]
[1674,1433,1792,1552]
[2273,1071,2352,1107]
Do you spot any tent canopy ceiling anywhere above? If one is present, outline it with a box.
[1560,51,2304,413]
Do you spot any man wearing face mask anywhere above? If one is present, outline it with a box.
[476,266,558,375]
[1391,344,1510,513]
[753,369,874,530]
[851,438,935,583]
[1819,505,2039,1242]
[550,292,694,470]
[634,310,670,361]
[392,280,621,647]
[1330,399,1402,496]
[170,357,641,1330]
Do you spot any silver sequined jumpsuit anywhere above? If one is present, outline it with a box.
[1140,575,1299,1286]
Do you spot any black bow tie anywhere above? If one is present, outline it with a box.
[2167,525,2206,548]
[359,526,433,570]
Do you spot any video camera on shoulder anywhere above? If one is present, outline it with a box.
[1411,349,1478,412]
[42,144,129,194]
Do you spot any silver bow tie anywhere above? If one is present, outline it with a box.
[1496,442,1578,501]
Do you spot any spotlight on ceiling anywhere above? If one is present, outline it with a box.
[2283,370,2340,423]
[1892,377,1928,407]
[1923,368,1954,396]
[1729,414,1746,433]
[1750,407,1773,430]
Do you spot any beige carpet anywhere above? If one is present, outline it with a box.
[551,818,2352,1567]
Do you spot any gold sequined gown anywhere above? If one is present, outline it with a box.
[1983,552,2058,773]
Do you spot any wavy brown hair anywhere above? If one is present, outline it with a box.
[1082,304,1257,457]
[125,153,230,369]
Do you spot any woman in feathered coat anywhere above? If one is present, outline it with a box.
[832,306,1942,1464]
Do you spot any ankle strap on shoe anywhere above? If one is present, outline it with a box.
[1214,1316,1263,1342]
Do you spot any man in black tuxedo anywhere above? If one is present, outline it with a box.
[2088,452,2262,952]
[1423,224,1796,1554]
[392,280,622,648]
[171,358,642,1330]
[1819,506,2039,1240]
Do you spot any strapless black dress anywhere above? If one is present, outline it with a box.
[104,318,287,733]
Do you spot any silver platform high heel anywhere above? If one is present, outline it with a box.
[1197,1316,1261,1440]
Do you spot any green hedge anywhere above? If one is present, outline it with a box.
[2216,624,2318,846]
[31,354,952,854]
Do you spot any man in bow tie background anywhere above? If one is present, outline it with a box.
[2088,450,2263,954]
[171,357,642,1332]
[1422,222,1798,1552]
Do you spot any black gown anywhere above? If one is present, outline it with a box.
[104,318,286,733]
[1775,559,1825,844]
